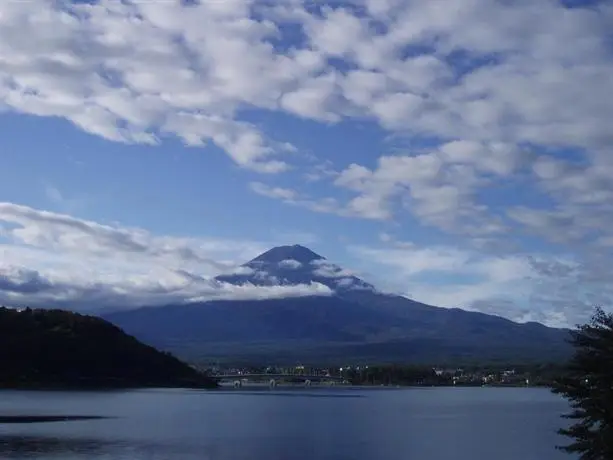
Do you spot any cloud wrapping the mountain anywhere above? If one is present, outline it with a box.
[0,200,606,326]
[0,203,332,310]
[310,260,356,279]
[0,202,261,272]
[278,259,303,269]
[350,241,611,327]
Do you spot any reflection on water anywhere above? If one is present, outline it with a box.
[225,390,365,398]
[0,415,111,423]
[0,387,574,460]
[0,435,310,460]
[0,435,110,457]
[0,435,216,459]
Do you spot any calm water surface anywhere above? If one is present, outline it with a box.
[0,387,573,460]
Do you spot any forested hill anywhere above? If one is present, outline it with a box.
[0,307,216,389]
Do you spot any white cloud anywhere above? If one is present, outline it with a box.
[353,245,475,277]
[349,242,608,327]
[250,182,298,200]
[0,202,331,311]
[278,259,303,269]
[249,181,352,217]
[503,154,613,248]
[0,0,315,172]
[2,1,611,223]
[0,202,235,271]
[163,114,289,173]
[332,142,515,233]
[280,72,342,122]
[2,1,609,158]
[0,264,332,312]
[260,1,613,259]
[310,259,355,279]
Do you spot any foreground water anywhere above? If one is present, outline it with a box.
[0,387,573,460]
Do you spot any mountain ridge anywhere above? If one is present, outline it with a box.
[103,245,572,364]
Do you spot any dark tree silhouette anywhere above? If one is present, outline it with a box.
[0,307,216,389]
[552,307,613,459]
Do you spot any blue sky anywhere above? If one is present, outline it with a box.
[1,0,612,327]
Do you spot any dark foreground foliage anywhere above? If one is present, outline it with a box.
[552,308,613,459]
[0,307,216,389]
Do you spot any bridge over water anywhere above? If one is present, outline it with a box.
[213,373,346,388]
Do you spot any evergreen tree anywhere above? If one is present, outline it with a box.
[552,307,613,459]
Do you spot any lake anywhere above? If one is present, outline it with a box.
[0,387,573,460]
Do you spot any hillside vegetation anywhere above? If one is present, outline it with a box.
[0,307,216,389]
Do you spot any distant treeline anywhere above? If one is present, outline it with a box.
[339,363,567,386]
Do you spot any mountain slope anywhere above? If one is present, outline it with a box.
[0,307,216,388]
[103,245,572,364]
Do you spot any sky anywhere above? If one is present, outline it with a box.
[1,0,612,328]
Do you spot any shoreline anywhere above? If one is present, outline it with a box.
[0,380,217,392]
[0,382,550,392]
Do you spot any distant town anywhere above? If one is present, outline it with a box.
[197,363,564,387]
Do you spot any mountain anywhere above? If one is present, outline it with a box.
[0,307,216,389]
[103,245,572,365]
[215,244,375,291]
